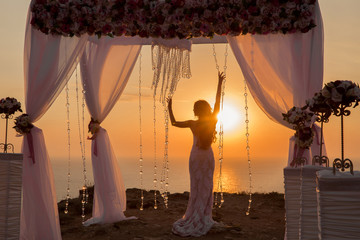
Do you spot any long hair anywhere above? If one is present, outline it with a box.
[193,100,217,149]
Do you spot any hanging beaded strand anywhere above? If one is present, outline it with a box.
[212,44,228,208]
[64,83,71,214]
[153,94,158,210]
[138,53,144,211]
[75,65,88,222]
[244,80,253,215]
[83,83,88,205]
[244,36,255,216]
[160,100,170,208]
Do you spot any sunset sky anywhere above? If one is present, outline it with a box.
[1,0,360,185]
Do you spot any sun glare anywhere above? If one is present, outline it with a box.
[217,104,242,132]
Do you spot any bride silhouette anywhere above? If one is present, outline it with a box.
[168,72,225,237]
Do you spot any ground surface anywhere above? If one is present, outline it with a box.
[59,188,285,240]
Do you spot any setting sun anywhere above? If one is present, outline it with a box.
[217,104,242,132]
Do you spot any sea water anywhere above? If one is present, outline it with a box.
[52,157,286,202]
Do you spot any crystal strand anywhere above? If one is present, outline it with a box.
[75,65,88,222]
[153,95,158,210]
[161,103,170,208]
[212,44,219,207]
[212,44,228,208]
[219,44,228,208]
[138,53,144,211]
[151,44,190,103]
[64,83,71,214]
[82,83,88,205]
[245,36,254,216]
[244,81,253,216]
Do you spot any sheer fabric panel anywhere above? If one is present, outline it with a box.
[81,40,141,122]
[228,2,324,164]
[80,38,141,225]
[21,10,87,239]
[83,128,136,226]
[20,127,62,240]
[24,13,88,122]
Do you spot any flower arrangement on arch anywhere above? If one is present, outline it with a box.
[0,97,22,116]
[13,114,34,135]
[282,106,315,149]
[30,0,317,39]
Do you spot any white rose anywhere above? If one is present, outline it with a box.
[289,114,296,123]
[327,82,335,88]
[354,87,360,97]
[286,2,297,9]
[256,0,266,5]
[260,6,270,16]
[270,21,279,31]
[346,86,360,98]
[253,16,262,27]
[331,88,343,103]
[339,81,351,90]
[231,0,242,4]
[5,101,12,108]
[346,88,355,98]
[321,88,331,99]
[306,98,314,108]
[272,8,281,18]
[281,19,291,29]
[203,9,212,19]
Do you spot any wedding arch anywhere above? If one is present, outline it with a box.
[21,0,323,239]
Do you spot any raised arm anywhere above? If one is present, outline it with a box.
[167,98,192,128]
[213,71,225,116]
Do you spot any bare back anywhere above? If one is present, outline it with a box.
[189,116,217,150]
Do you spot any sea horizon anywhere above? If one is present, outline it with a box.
[53,157,287,202]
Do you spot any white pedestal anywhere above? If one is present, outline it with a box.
[284,167,302,240]
[317,170,360,239]
[299,165,330,240]
[0,153,23,240]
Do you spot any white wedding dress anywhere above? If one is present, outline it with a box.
[172,134,216,237]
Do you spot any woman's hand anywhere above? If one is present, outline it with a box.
[167,97,172,108]
[218,71,225,83]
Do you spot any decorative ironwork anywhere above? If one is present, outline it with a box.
[0,114,14,153]
[313,155,329,167]
[312,111,330,167]
[333,158,353,175]
[332,104,354,175]
[293,157,307,167]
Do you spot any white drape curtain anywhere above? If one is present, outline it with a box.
[80,37,141,226]
[21,11,87,239]
[227,2,324,166]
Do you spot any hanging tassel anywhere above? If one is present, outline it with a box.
[151,43,191,102]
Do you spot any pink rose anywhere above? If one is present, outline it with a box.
[248,6,259,15]
[102,24,112,34]
[61,24,70,34]
[240,10,249,20]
